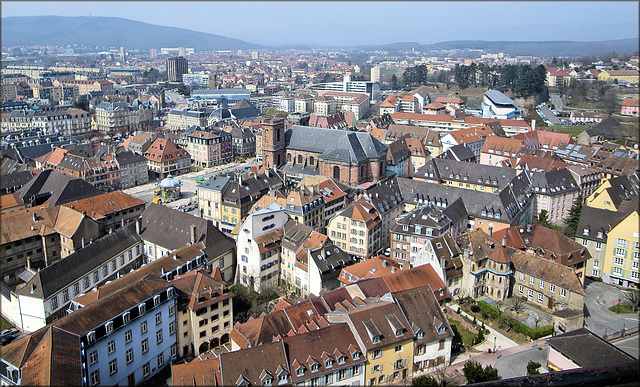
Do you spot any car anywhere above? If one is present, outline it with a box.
[1,333,19,345]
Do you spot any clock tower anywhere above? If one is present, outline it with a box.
[262,117,286,169]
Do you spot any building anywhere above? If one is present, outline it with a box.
[456,230,513,302]
[121,131,158,155]
[481,90,521,119]
[1,222,143,332]
[380,94,419,115]
[166,108,212,130]
[413,236,464,297]
[326,198,382,260]
[196,170,283,235]
[440,126,496,158]
[167,56,189,82]
[413,158,517,193]
[566,165,602,203]
[621,98,639,116]
[235,203,289,292]
[529,169,580,225]
[274,124,388,187]
[363,178,403,249]
[229,126,256,159]
[189,89,251,106]
[569,111,603,124]
[252,186,326,231]
[185,129,233,168]
[62,191,146,235]
[114,151,149,189]
[53,79,113,95]
[597,69,639,83]
[479,136,523,166]
[145,138,191,179]
[139,203,236,281]
[15,169,102,208]
[182,72,216,88]
[511,250,585,311]
[95,100,154,134]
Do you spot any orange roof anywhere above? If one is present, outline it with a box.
[62,191,145,220]
[171,357,220,386]
[622,98,639,107]
[481,136,522,155]
[448,125,495,144]
[382,264,449,302]
[339,257,401,284]
[145,138,190,162]
[423,102,446,110]
[0,192,24,209]
[435,96,464,104]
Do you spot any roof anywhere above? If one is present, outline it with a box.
[392,285,454,343]
[381,263,449,301]
[145,137,190,163]
[17,169,101,207]
[219,341,290,386]
[285,125,387,164]
[485,90,517,106]
[171,357,220,386]
[511,250,585,295]
[62,191,145,220]
[547,328,636,368]
[481,136,522,156]
[340,257,402,284]
[17,222,141,299]
[140,203,235,259]
[338,198,381,230]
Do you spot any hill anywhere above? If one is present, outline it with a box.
[1,16,263,51]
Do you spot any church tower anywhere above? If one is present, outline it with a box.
[262,117,286,169]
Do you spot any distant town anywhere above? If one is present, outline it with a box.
[1,40,639,387]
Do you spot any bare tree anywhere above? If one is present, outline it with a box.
[432,361,453,387]
[624,288,640,311]
[511,297,527,313]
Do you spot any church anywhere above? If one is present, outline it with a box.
[261,118,388,186]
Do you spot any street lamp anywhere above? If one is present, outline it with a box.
[493,336,496,353]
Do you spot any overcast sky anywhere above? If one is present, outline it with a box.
[2,1,638,46]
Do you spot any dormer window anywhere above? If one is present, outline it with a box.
[395,329,405,336]
[311,363,319,372]
[139,303,146,315]
[105,321,113,334]
[338,355,347,365]
[296,367,305,377]
[417,331,424,340]
[372,335,381,344]
[153,295,160,306]
[325,359,333,368]
[352,351,361,360]
[403,225,408,231]
[597,231,603,239]
[87,331,96,344]
[167,288,174,298]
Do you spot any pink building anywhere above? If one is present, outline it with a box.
[621,98,639,116]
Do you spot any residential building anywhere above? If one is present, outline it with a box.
[620,98,639,116]
[139,203,236,281]
[15,169,102,208]
[295,94,315,113]
[566,165,603,202]
[95,100,154,133]
[511,250,585,311]
[386,137,411,177]
[569,111,603,124]
[597,69,639,83]
[390,113,530,136]
[62,191,146,234]
[252,186,326,231]
[546,68,572,87]
[363,178,404,250]
[182,71,216,88]
[413,158,517,193]
[313,96,338,117]
[219,341,292,385]
[229,126,256,159]
[479,136,523,166]
[185,129,233,168]
[321,91,370,120]
[379,94,419,115]
[1,222,143,332]
[601,210,639,288]
[53,78,113,95]
[166,108,212,130]
[298,175,350,227]
[114,151,149,189]
[327,198,382,260]
[456,230,513,301]
[413,236,464,297]
[189,89,251,107]
[494,224,591,282]
[145,138,191,179]
[440,126,496,158]
[196,170,283,235]
[338,257,403,286]
[121,131,158,155]
[236,203,289,292]
[529,169,580,225]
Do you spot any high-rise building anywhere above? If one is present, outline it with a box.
[178,46,186,57]
[149,48,157,60]
[251,51,259,60]
[119,46,126,62]
[167,56,188,82]
[371,66,381,83]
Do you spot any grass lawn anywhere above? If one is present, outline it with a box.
[547,124,594,137]
[608,304,637,314]
[262,108,288,117]
[1,316,14,330]
[447,318,477,348]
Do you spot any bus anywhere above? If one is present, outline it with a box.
[196,177,205,183]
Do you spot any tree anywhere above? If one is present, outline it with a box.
[535,210,552,228]
[483,365,500,382]
[73,95,90,112]
[412,375,439,387]
[601,90,619,115]
[563,195,583,237]
[527,361,541,375]
[391,74,398,90]
[512,296,527,313]
[463,361,484,384]
[624,288,640,311]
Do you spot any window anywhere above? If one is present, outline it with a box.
[549,284,555,293]
[108,340,116,354]
[615,238,629,248]
[528,289,534,299]
[519,273,525,281]
[90,370,100,386]
[73,283,80,296]
[89,350,98,365]
[371,349,382,359]
[612,267,623,275]
[125,329,132,343]
[141,321,148,334]
[539,280,545,289]
[529,276,535,285]
[126,348,134,364]
[395,345,402,352]
[518,285,523,294]
[439,339,446,350]
[560,288,566,297]
[614,257,625,266]
[93,271,99,283]
[143,362,150,377]
[50,296,58,310]
[156,312,162,325]
[62,289,69,303]
[109,359,118,376]
[169,321,175,335]
[595,242,602,251]
[538,293,544,303]
[156,329,163,344]
[142,338,149,354]
[169,305,175,316]
[157,353,164,368]
[614,248,627,258]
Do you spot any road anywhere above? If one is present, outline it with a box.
[123,159,260,214]
[612,334,639,359]
[583,279,639,338]
[550,94,565,112]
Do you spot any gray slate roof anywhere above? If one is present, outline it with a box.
[529,169,579,195]
[17,169,101,206]
[485,90,516,106]
[285,126,387,164]
[17,222,141,299]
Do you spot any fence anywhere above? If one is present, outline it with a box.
[603,324,639,342]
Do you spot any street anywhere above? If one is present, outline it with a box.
[583,279,639,338]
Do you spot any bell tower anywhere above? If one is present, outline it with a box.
[262,117,286,169]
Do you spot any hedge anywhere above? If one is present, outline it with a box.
[476,301,553,340]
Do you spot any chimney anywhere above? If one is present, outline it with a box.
[32,213,37,223]
[136,218,141,235]
[190,224,197,245]
[81,237,85,248]
[531,119,536,132]
[26,256,31,270]
[527,225,531,233]
[382,260,387,267]
[502,236,506,247]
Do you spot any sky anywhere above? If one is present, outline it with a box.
[2,1,639,47]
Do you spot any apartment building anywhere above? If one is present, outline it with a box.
[114,151,149,189]
[380,94,419,115]
[145,138,191,179]
[413,158,517,193]
[313,96,338,117]
[252,186,326,231]
[53,79,113,95]
[440,125,496,158]
[327,198,382,260]
[95,101,154,133]
[185,129,233,168]
[62,191,146,235]
[1,107,92,135]
[390,112,530,136]
[529,169,580,225]
[479,135,523,166]
[166,108,212,130]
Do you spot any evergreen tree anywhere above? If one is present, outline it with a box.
[463,361,484,383]
[391,74,398,90]
[412,375,439,387]
[563,194,583,237]
[483,365,500,382]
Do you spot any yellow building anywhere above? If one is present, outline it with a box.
[601,211,639,287]
[597,70,640,83]
[326,198,382,260]
[585,177,629,211]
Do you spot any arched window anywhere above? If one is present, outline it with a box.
[298,155,303,164]
[287,153,291,162]
[309,156,314,165]
[276,128,281,142]
[333,166,340,180]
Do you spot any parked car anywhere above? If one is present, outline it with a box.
[1,332,19,345]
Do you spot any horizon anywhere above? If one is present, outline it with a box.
[2,1,639,47]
